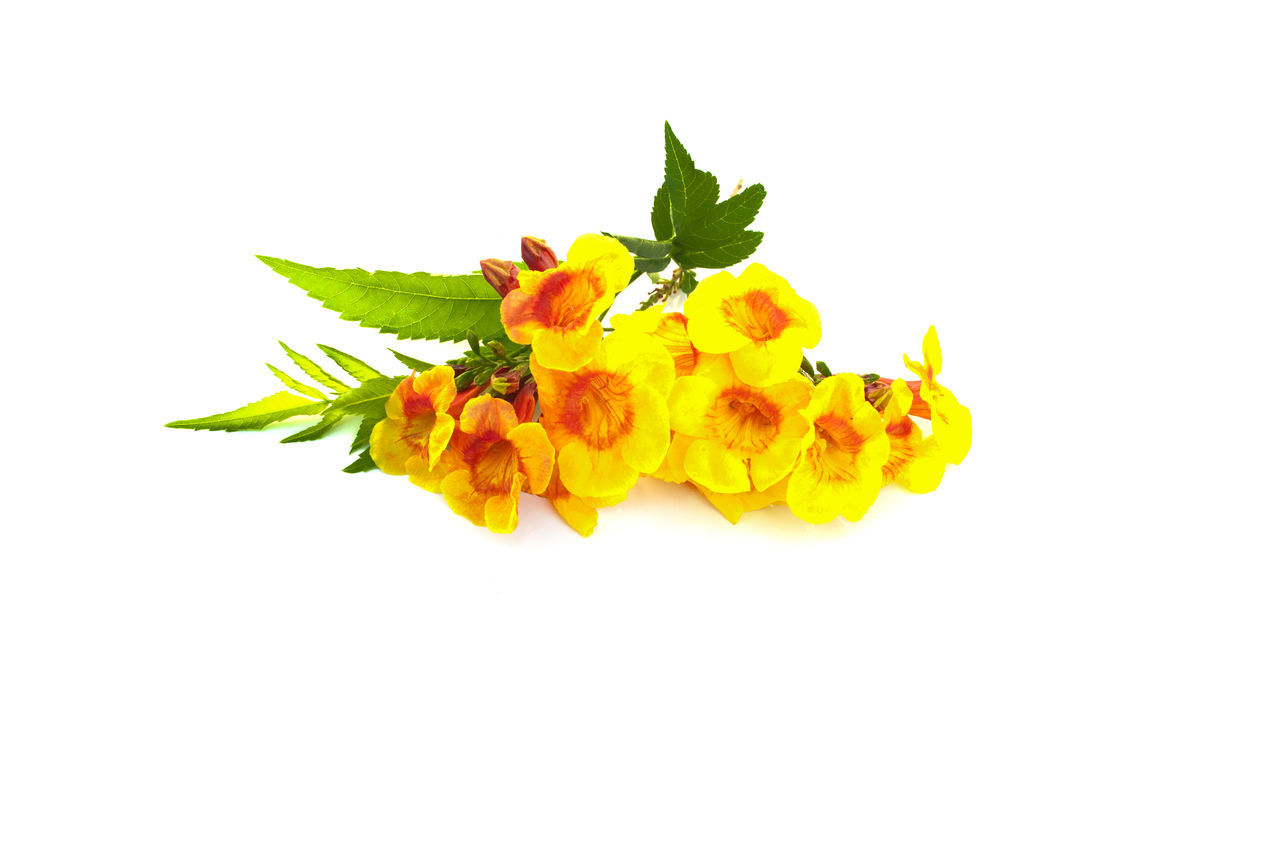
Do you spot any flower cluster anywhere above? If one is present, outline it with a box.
[370,234,972,535]
[169,123,973,538]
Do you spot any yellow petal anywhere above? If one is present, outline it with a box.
[566,233,634,293]
[441,469,488,527]
[532,322,604,371]
[507,422,555,494]
[668,376,718,437]
[684,438,750,493]
[460,395,518,438]
[557,441,638,499]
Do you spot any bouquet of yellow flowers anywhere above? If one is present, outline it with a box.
[169,124,971,536]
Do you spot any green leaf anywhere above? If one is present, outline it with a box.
[389,349,435,372]
[328,375,404,419]
[166,392,327,432]
[633,255,672,274]
[603,233,673,258]
[671,230,764,270]
[679,268,698,294]
[258,256,504,343]
[350,414,380,454]
[266,363,327,400]
[279,341,350,393]
[279,409,345,444]
[651,184,674,241]
[343,448,378,474]
[646,124,767,272]
[661,122,720,233]
[316,343,385,382]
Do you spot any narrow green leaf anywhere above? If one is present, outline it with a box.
[279,341,350,393]
[166,392,327,432]
[266,363,327,400]
[328,376,404,418]
[389,349,435,372]
[258,256,504,343]
[343,448,378,474]
[316,343,385,382]
[279,409,345,444]
[350,414,380,454]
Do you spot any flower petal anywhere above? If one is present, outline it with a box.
[684,438,750,493]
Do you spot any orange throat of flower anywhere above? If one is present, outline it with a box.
[721,289,791,342]
[562,370,636,450]
[712,387,781,453]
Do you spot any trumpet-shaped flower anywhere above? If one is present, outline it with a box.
[370,366,458,477]
[903,325,972,464]
[530,330,675,500]
[439,396,554,534]
[610,308,701,377]
[880,379,945,493]
[500,233,634,371]
[786,373,890,524]
[538,460,627,537]
[668,357,812,493]
[683,264,821,386]
[694,477,790,525]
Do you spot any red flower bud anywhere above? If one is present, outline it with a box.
[512,380,537,423]
[520,236,559,272]
[480,258,520,296]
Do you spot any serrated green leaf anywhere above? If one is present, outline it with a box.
[258,256,504,343]
[672,230,764,270]
[343,448,378,474]
[651,184,674,241]
[166,392,328,432]
[662,122,720,233]
[279,341,350,393]
[678,183,766,246]
[389,349,435,372]
[328,375,404,419]
[316,343,385,382]
[350,414,380,454]
[266,363,327,400]
[279,409,345,444]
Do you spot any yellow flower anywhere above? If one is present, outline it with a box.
[538,460,626,537]
[683,264,821,386]
[668,357,812,493]
[880,379,945,493]
[530,329,675,500]
[903,325,972,464]
[439,396,555,534]
[370,366,458,477]
[500,233,633,371]
[610,308,702,377]
[694,477,790,524]
[786,373,890,524]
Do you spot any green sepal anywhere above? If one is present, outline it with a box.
[166,391,328,432]
[316,344,385,382]
[258,256,504,343]
[633,255,672,274]
[266,363,327,400]
[279,341,350,393]
[604,233,674,258]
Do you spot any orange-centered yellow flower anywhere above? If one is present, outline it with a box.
[903,326,972,465]
[786,373,890,524]
[880,379,945,493]
[530,330,676,500]
[370,365,458,477]
[500,233,634,371]
[439,395,554,534]
[683,264,821,386]
[668,358,812,493]
[610,308,701,377]
[538,460,626,537]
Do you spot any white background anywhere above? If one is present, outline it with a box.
[3,1,1278,847]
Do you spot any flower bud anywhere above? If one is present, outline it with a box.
[520,236,559,272]
[488,367,520,396]
[480,258,520,296]
[512,380,537,423]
